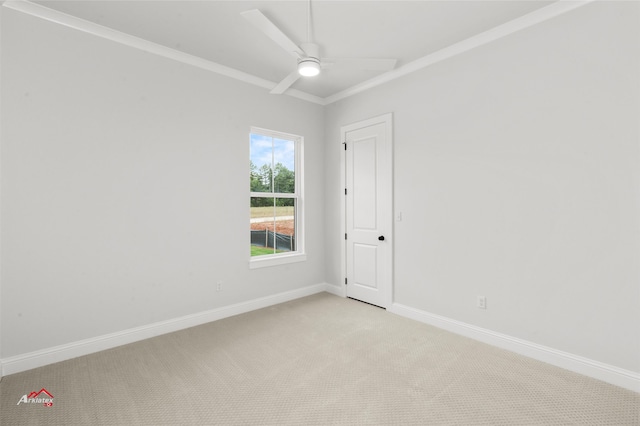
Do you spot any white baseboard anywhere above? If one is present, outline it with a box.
[4,287,636,394]
[389,303,639,393]
[324,283,346,297]
[0,283,330,376]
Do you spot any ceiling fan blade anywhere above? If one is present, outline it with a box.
[322,58,398,71]
[270,70,302,94]
[241,9,305,58]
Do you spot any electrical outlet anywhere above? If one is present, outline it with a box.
[477,296,487,309]
[216,281,223,292]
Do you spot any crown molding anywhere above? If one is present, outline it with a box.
[2,0,594,107]
[1,0,325,105]
[324,0,595,105]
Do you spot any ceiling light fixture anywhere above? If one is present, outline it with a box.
[298,57,320,76]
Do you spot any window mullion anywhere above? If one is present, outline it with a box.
[250,192,296,198]
[271,197,276,254]
[270,136,275,194]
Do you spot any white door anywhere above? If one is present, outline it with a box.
[342,114,392,308]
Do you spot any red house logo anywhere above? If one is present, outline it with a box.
[17,388,54,407]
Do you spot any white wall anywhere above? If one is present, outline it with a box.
[325,1,639,373]
[0,8,325,359]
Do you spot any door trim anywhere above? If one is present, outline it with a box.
[340,113,393,307]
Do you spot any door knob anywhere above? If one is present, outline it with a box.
[378,236,385,241]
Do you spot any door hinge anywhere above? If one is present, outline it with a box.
[345,233,347,240]
[344,188,347,195]
[345,277,348,285]
[343,142,347,150]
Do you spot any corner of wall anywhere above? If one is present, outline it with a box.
[0,3,5,381]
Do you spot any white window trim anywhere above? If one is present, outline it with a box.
[249,127,305,269]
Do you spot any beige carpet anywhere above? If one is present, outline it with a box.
[1,293,638,425]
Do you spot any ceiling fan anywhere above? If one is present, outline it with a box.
[241,3,397,94]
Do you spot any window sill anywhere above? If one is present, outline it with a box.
[249,252,307,269]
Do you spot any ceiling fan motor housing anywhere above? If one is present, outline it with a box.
[298,42,321,76]
[300,42,320,60]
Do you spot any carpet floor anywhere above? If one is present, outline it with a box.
[1,292,638,425]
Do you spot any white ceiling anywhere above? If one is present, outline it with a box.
[31,0,555,99]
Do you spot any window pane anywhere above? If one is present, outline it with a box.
[250,134,273,193]
[250,197,295,256]
[273,138,295,194]
[275,198,295,252]
[250,197,276,256]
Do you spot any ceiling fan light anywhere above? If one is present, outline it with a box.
[298,58,320,77]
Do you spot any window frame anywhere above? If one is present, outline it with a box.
[249,127,305,269]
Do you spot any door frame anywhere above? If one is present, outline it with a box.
[340,113,393,307]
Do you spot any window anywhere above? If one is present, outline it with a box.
[249,127,305,267]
